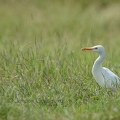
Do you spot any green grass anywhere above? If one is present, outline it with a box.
[0,0,120,120]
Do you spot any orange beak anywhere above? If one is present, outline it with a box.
[82,47,93,51]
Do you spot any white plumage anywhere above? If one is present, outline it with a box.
[82,45,120,89]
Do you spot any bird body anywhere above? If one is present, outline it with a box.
[82,45,120,89]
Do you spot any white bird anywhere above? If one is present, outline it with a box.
[82,45,120,89]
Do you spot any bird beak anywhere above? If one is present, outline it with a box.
[82,47,93,51]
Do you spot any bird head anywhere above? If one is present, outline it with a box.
[82,45,105,54]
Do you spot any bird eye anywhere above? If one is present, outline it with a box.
[95,47,98,49]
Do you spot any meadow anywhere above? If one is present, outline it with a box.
[0,0,120,120]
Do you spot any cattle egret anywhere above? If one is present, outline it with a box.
[82,45,120,89]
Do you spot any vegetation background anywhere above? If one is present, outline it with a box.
[0,0,120,120]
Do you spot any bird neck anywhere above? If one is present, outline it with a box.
[93,52,106,69]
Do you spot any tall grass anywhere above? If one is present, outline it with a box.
[0,1,120,120]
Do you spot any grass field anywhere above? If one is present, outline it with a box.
[0,0,120,120]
